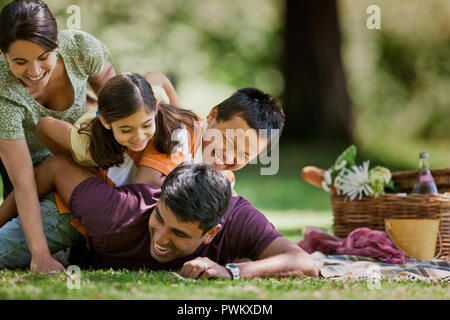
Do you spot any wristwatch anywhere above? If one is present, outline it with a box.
[225,263,240,280]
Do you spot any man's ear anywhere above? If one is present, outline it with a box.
[97,114,111,130]
[202,224,222,245]
[206,106,218,126]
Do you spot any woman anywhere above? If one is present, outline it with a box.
[0,0,115,272]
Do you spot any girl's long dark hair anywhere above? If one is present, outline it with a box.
[80,72,197,169]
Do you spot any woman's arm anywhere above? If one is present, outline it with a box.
[145,71,181,107]
[88,61,116,97]
[0,140,64,273]
[0,117,82,225]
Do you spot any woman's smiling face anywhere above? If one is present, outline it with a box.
[2,40,58,91]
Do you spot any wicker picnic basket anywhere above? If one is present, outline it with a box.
[391,168,450,193]
[331,169,450,260]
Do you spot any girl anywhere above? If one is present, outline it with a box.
[0,72,198,225]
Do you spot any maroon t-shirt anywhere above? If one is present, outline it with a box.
[69,177,282,270]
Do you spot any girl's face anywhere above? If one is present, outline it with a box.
[2,40,58,91]
[108,107,156,152]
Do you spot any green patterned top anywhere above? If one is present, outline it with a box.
[0,29,110,163]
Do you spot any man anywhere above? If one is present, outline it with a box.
[5,155,317,279]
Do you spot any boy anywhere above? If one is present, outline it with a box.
[137,83,285,189]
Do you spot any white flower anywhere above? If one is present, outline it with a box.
[334,161,374,200]
[321,180,331,192]
[334,160,347,171]
[324,169,332,185]
[320,169,333,193]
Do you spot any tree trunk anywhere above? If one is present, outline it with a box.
[282,0,353,143]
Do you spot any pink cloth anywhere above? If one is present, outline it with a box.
[298,227,408,264]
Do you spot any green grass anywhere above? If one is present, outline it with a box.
[1,143,449,300]
[0,269,448,300]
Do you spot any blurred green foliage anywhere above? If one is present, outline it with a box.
[1,0,447,168]
[340,0,450,169]
[45,0,284,117]
[1,0,449,211]
[48,0,448,169]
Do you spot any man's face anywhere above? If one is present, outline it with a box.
[203,107,268,171]
[148,200,220,263]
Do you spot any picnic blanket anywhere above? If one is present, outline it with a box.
[298,227,408,264]
[312,251,450,283]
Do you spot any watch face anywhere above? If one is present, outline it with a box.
[226,264,240,280]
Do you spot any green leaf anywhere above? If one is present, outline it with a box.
[330,145,357,177]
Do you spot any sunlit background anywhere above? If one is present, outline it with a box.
[0,0,449,240]
[27,0,448,166]
[47,0,284,119]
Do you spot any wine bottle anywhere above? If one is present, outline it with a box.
[412,152,438,194]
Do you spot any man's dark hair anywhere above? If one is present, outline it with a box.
[161,163,232,234]
[215,88,285,141]
[0,0,58,52]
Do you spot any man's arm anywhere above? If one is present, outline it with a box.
[179,196,318,279]
[239,237,318,278]
[180,237,318,279]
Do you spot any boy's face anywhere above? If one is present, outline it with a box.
[148,200,221,263]
[203,107,268,171]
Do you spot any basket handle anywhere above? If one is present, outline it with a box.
[384,225,442,260]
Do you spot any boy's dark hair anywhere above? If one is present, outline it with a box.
[0,0,58,52]
[161,163,232,234]
[215,88,285,146]
[81,72,197,169]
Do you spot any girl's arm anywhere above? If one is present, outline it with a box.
[133,166,166,188]
[36,117,73,156]
[0,140,64,273]
[145,71,181,107]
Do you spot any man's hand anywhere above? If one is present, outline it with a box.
[180,257,232,280]
[30,253,65,274]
